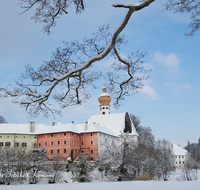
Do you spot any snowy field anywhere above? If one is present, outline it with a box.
[1,170,200,190]
[1,181,200,190]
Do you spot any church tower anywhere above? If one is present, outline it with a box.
[98,85,111,115]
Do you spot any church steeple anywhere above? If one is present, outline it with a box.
[98,85,111,115]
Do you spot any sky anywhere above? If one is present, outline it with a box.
[0,0,200,147]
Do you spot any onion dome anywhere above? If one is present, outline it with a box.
[98,86,111,107]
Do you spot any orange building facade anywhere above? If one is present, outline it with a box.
[37,131,99,161]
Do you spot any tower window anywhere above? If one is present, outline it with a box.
[103,112,105,114]
[106,107,108,109]
[103,107,105,109]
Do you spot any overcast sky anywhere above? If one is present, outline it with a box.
[0,0,200,147]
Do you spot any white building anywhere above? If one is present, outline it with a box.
[171,143,188,169]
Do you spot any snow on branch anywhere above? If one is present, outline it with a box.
[0,0,154,117]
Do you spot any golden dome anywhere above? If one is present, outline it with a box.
[98,87,111,106]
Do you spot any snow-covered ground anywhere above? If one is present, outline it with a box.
[1,170,200,190]
[1,180,200,190]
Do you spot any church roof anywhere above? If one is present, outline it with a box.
[88,112,138,136]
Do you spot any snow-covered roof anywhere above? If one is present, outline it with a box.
[0,121,118,137]
[0,123,44,135]
[88,112,138,136]
[0,112,137,137]
[172,143,187,156]
[77,123,118,137]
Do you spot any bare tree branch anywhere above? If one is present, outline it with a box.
[0,0,155,116]
[165,0,200,36]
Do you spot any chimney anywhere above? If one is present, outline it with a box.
[52,122,55,126]
[30,121,35,133]
[85,121,88,131]
[71,121,74,124]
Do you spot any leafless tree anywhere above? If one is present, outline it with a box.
[165,0,200,36]
[156,139,175,181]
[0,0,154,117]
[181,153,199,181]
[0,116,7,124]
[0,147,15,185]
[97,133,137,181]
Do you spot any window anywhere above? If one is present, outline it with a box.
[64,133,66,136]
[64,149,66,153]
[91,141,93,145]
[179,161,181,164]
[183,161,184,164]
[5,142,11,146]
[58,141,60,145]
[51,141,53,146]
[7,136,9,138]
[57,149,60,154]
[72,140,74,145]
[22,143,27,147]
[91,158,93,161]
[91,150,93,154]
[15,136,18,138]
[0,136,2,138]
[45,142,47,146]
[34,136,37,139]
[179,156,181,158]
[34,143,37,147]
[182,156,184,158]
[81,151,84,153]
[51,134,53,137]
[64,140,66,145]
[75,141,77,145]
[106,107,108,109]
[103,107,105,109]
[23,136,25,138]
[75,149,77,154]
[39,143,41,147]
[82,142,83,145]
[72,133,73,136]
[51,150,53,154]
[102,112,105,114]
[91,133,93,136]
[0,142,3,146]
[99,133,101,137]
[81,134,83,137]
